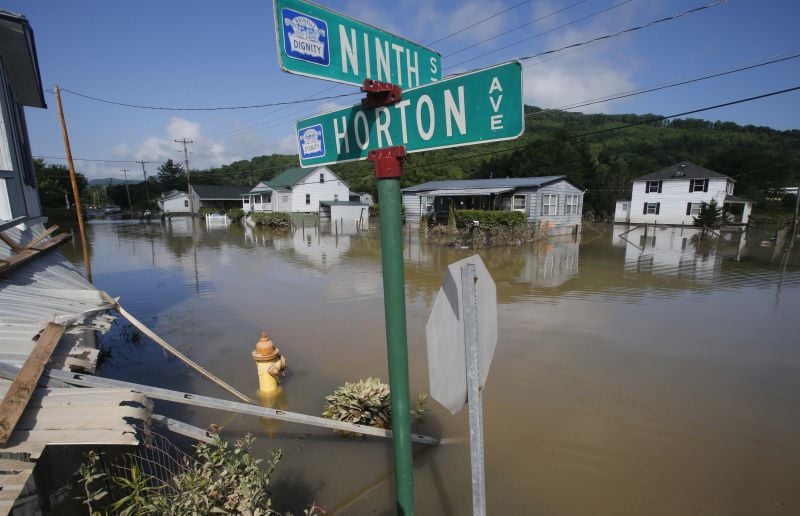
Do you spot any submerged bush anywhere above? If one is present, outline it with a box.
[226,208,245,222]
[453,210,526,229]
[198,207,220,216]
[250,211,291,229]
[322,377,426,430]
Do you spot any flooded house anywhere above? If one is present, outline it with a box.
[402,176,585,236]
[614,161,753,225]
[242,166,352,214]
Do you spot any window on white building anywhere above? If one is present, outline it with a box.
[690,179,708,192]
[686,202,702,216]
[646,180,662,193]
[305,194,311,204]
[566,195,581,215]
[542,194,558,216]
[644,202,660,214]
[334,194,338,201]
[282,195,289,203]
[319,173,324,183]
[184,200,188,208]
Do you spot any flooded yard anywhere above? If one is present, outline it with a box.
[59,217,800,515]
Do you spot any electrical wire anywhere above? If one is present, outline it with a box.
[53,87,360,111]
[427,0,533,46]
[526,51,800,117]
[444,0,591,57]
[407,84,800,171]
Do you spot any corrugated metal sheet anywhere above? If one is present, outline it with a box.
[0,223,151,512]
[0,224,113,362]
[402,176,565,193]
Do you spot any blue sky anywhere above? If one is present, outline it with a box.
[7,0,800,180]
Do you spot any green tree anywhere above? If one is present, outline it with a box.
[157,159,186,192]
[34,159,88,209]
[693,199,723,229]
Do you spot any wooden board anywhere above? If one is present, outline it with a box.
[0,323,66,447]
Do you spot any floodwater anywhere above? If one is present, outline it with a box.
[58,216,800,515]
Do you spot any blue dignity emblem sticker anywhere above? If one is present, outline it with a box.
[282,8,329,67]
[298,124,326,160]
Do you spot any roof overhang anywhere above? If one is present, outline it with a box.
[0,11,46,108]
[418,187,514,196]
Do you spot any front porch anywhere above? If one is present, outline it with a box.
[243,191,273,212]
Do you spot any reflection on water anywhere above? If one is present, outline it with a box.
[56,217,800,515]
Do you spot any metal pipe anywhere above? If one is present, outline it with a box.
[377,176,414,514]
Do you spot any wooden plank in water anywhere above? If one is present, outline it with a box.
[24,225,59,249]
[0,324,66,447]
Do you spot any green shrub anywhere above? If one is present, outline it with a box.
[226,208,245,222]
[76,432,326,515]
[322,377,426,430]
[250,211,291,229]
[454,210,526,229]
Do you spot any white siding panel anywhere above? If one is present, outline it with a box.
[290,167,350,213]
[629,178,730,225]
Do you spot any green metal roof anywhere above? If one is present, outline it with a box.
[191,184,251,199]
[267,167,311,188]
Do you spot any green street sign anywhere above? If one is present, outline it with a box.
[274,0,442,88]
[296,61,523,167]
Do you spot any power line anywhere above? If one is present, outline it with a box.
[526,51,800,117]
[445,0,601,59]
[430,0,534,46]
[53,87,360,111]
[407,84,800,171]
[516,0,728,63]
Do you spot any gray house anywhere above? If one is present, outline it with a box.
[402,176,585,236]
[0,10,46,223]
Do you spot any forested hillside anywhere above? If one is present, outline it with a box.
[188,107,800,216]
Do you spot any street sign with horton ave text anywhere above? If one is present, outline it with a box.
[295,60,523,167]
[274,0,442,88]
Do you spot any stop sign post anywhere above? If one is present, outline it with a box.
[426,255,497,516]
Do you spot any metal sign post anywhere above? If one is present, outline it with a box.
[461,263,486,516]
[369,143,415,515]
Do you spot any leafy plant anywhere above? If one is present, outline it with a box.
[76,431,325,515]
[227,208,245,222]
[198,207,221,216]
[453,209,526,229]
[693,199,723,229]
[322,377,426,430]
[250,211,292,229]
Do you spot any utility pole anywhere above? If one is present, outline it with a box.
[121,169,133,211]
[175,138,194,216]
[54,84,91,282]
[136,160,150,205]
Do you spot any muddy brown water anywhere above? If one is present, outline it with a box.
[58,217,800,515]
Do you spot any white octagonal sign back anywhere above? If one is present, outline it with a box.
[426,255,497,414]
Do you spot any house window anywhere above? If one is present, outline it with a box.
[566,195,581,215]
[513,194,526,212]
[243,197,249,204]
[686,202,702,216]
[319,173,324,183]
[334,194,339,201]
[690,179,708,192]
[184,200,189,208]
[646,180,662,193]
[643,202,660,215]
[542,194,558,216]
[621,202,629,212]
[282,195,289,203]
[305,194,311,205]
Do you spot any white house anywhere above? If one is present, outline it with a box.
[242,166,350,213]
[157,190,189,213]
[614,162,752,226]
[0,11,46,223]
[402,176,585,236]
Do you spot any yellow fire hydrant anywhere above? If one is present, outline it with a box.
[252,331,287,394]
